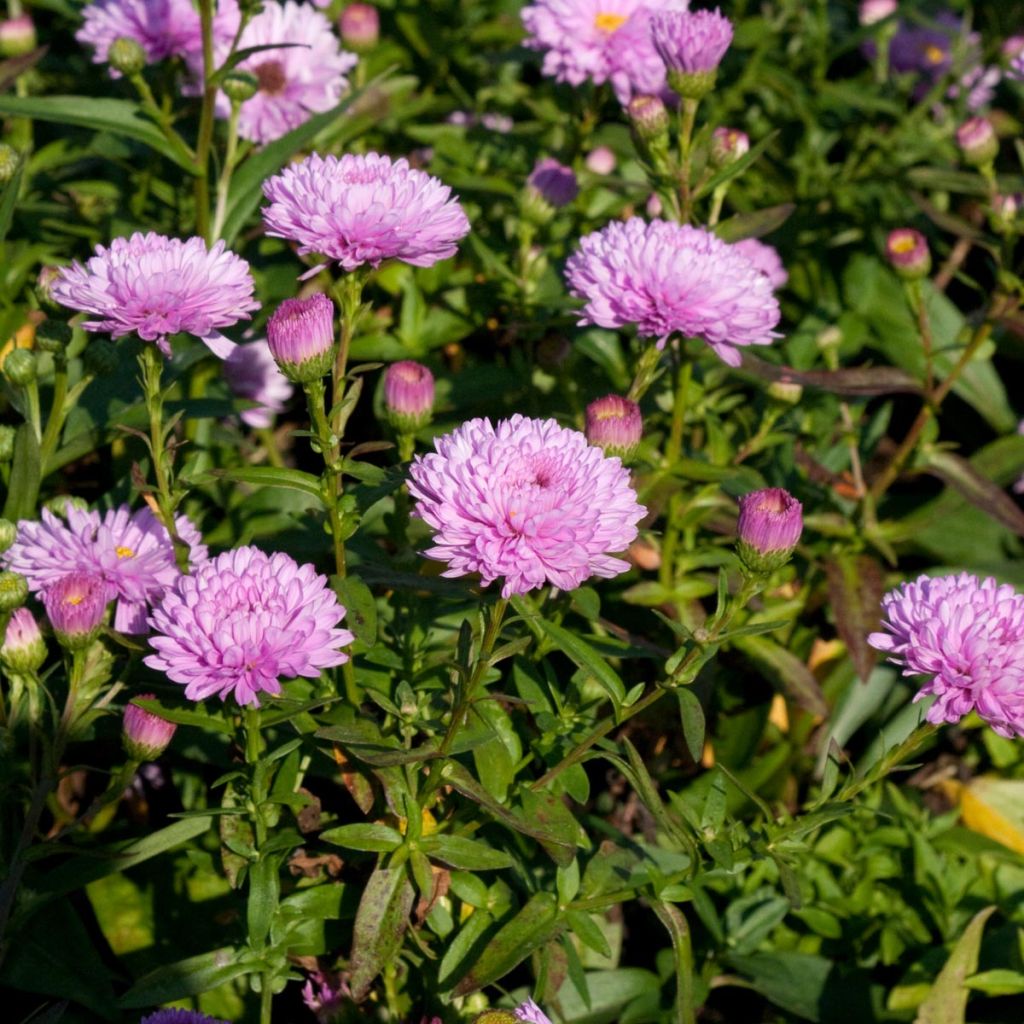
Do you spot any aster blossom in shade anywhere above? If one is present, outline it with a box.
[50,233,258,358]
[145,546,354,706]
[197,1,357,145]
[565,217,781,365]
[139,1011,230,1024]
[223,340,294,428]
[868,574,1024,738]
[262,152,470,273]
[3,504,208,634]
[407,415,646,598]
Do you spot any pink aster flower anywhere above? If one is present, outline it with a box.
[407,415,646,598]
[3,504,208,634]
[302,969,350,1024]
[650,7,733,77]
[223,340,294,428]
[140,1012,229,1024]
[51,233,259,359]
[77,0,238,75]
[122,694,177,760]
[516,1000,554,1024]
[732,238,788,290]
[43,572,112,650]
[868,573,1024,738]
[262,152,470,273]
[565,217,781,365]
[145,546,354,706]
[197,1,357,145]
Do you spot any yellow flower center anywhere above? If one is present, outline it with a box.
[890,234,916,254]
[594,11,628,34]
[116,545,135,559]
[924,44,945,65]
[67,595,83,606]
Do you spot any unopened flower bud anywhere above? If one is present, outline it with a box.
[222,71,259,104]
[767,380,803,405]
[0,14,36,57]
[0,519,16,553]
[384,360,434,432]
[0,607,46,674]
[43,494,89,518]
[35,266,62,309]
[736,487,803,574]
[35,320,73,355]
[585,146,616,176]
[340,3,379,50]
[646,193,663,217]
[956,116,998,167]
[3,348,36,387]
[0,143,19,184]
[42,572,111,649]
[123,694,177,761]
[858,0,897,26]
[0,426,14,462]
[991,193,1022,234]
[108,35,146,76]
[473,1014,519,1024]
[885,228,930,280]
[628,94,670,145]
[526,158,578,210]
[0,570,28,613]
[267,293,335,384]
[816,325,842,352]
[585,394,642,459]
[710,126,750,168]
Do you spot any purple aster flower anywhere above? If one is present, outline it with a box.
[195,1,357,145]
[408,415,646,598]
[302,969,350,1024]
[736,487,802,573]
[145,546,354,706]
[43,572,112,649]
[885,228,930,279]
[481,112,515,133]
[384,360,435,431]
[223,340,295,428]
[732,238,788,291]
[78,0,238,75]
[650,7,733,85]
[868,573,1024,738]
[123,694,177,760]
[516,1000,555,1024]
[565,217,781,365]
[527,158,579,208]
[140,1011,229,1024]
[585,394,642,458]
[50,233,259,359]
[262,152,470,275]
[4,504,208,634]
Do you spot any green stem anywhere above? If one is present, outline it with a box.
[129,71,196,166]
[260,979,273,1024]
[38,356,68,467]
[194,0,217,242]
[211,101,242,240]
[838,723,936,802]
[304,378,347,580]
[627,344,663,403]
[139,347,182,553]
[665,357,691,467]
[677,98,699,223]
[24,378,41,442]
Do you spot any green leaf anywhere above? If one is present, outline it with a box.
[420,834,512,871]
[330,574,378,648]
[0,95,196,172]
[438,909,493,989]
[200,465,325,505]
[118,948,254,1008]
[246,854,280,948]
[920,447,1024,539]
[676,688,706,762]
[349,865,415,1001]
[0,149,24,244]
[565,909,612,960]
[963,969,1024,996]
[2,423,40,520]
[133,697,233,735]
[452,892,563,996]
[823,554,884,682]
[320,823,403,853]
[651,900,695,1024]
[915,906,996,1024]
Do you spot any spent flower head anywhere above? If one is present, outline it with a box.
[339,3,379,49]
[956,116,997,165]
[710,126,749,167]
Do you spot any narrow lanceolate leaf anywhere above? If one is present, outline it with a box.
[824,554,884,682]
[419,834,513,871]
[201,465,325,504]
[2,423,40,521]
[740,354,923,397]
[451,892,563,996]
[118,948,254,1007]
[348,865,415,1001]
[921,448,1024,538]
[319,822,403,853]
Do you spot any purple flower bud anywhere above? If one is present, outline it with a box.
[585,146,616,176]
[384,360,435,431]
[42,572,111,649]
[991,193,1023,233]
[710,126,750,168]
[585,394,642,459]
[0,14,36,57]
[956,116,998,166]
[0,607,46,674]
[646,193,663,217]
[627,94,670,143]
[736,487,803,573]
[339,3,379,50]
[266,293,336,383]
[123,694,177,761]
[858,0,896,27]
[527,158,579,209]
[650,8,733,99]
[885,228,930,279]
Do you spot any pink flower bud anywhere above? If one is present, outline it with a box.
[266,293,336,383]
[585,146,617,176]
[339,3,379,50]
[627,94,669,142]
[956,116,997,166]
[123,694,177,761]
[736,487,803,573]
[0,607,46,674]
[527,158,578,208]
[885,228,930,279]
[0,14,36,57]
[43,572,111,649]
[384,360,435,431]
[710,126,750,167]
[858,0,896,27]
[585,394,642,459]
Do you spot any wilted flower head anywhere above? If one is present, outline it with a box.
[885,227,930,278]
[51,232,259,359]
[0,607,46,674]
[197,1,357,145]
[585,394,642,458]
[732,238,788,290]
[123,694,177,760]
[4,504,208,634]
[146,546,354,706]
[527,158,579,208]
[869,573,1024,738]
[339,2,379,49]
[650,7,732,96]
[43,572,112,649]
[266,293,336,383]
[565,217,781,365]
[140,1011,230,1024]
[262,152,470,274]
[384,360,435,431]
[516,1001,555,1024]
[408,415,646,598]
[859,0,896,26]
[223,340,294,428]
[736,487,802,573]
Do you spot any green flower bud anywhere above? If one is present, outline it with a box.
[0,571,28,613]
[0,519,16,553]
[109,35,146,75]
[222,71,259,103]
[35,320,73,354]
[0,143,19,184]
[3,348,36,387]
[0,426,15,462]
[42,495,89,518]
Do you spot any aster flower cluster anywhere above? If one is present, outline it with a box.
[868,574,1024,737]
